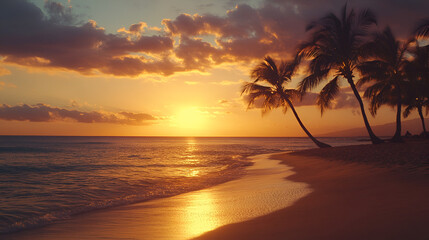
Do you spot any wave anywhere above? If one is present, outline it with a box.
[0,160,251,174]
[68,142,112,145]
[0,147,57,153]
[1,163,249,234]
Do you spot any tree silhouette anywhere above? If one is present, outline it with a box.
[242,56,331,148]
[296,4,383,144]
[357,27,412,142]
[403,44,429,136]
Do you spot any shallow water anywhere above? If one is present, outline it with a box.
[0,136,363,233]
[6,154,312,240]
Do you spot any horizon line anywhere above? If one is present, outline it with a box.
[0,135,375,138]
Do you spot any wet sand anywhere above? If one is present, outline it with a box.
[196,140,429,240]
[5,154,311,240]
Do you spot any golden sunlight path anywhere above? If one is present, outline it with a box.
[7,153,311,240]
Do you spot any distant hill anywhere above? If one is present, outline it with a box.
[321,118,427,137]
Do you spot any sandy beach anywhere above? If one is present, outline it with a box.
[196,140,429,240]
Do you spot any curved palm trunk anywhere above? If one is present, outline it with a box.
[391,90,403,142]
[347,78,383,144]
[285,99,331,148]
[418,105,427,137]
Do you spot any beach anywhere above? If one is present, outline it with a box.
[4,139,429,239]
[196,140,429,240]
[4,153,312,240]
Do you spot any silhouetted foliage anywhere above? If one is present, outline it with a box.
[242,56,331,148]
[357,27,412,142]
[414,18,429,37]
[296,4,383,144]
[403,44,429,136]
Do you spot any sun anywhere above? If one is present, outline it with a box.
[175,107,207,130]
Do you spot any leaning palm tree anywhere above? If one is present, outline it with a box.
[357,27,412,142]
[403,44,429,136]
[296,4,383,144]
[242,56,331,148]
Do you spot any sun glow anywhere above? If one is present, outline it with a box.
[175,107,207,130]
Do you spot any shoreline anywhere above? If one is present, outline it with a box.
[5,140,428,239]
[5,153,311,240]
[195,140,429,240]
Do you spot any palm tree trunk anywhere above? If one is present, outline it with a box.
[347,77,383,144]
[285,99,331,148]
[391,90,403,142]
[418,105,427,137]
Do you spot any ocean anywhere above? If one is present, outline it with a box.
[0,136,363,234]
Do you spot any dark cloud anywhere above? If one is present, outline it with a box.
[0,104,157,125]
[175,36,222,70]
[128,22,146,33]
[164,3,300,61]
[267,0,429,38]
[44,0,76,25]
[0,0,427,77]
[0,0,175,76]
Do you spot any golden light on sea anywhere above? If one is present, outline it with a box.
[182,190,219,237]
[185,138,200,176]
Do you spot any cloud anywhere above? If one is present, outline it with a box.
[185,81,198,85]
[44,0,76,25]
[164,3,300,61]
[0,81,16,90]
[0,104,157,125]
[0,0,428,77]
[211,80,241,85]
[0,66,11,76]
[0,0,175,76]
[267,0,429,38]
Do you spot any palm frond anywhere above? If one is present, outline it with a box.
[414,18,429,37]
[278,60,296,82]
[298,69,330,93]
[317,76,340,115]
[244,55,301,115]
[403,105,415,118]
[358,60,391,82]
[364,81,394,115]
[284,89,302,101]
[261,93,282,115]
[358,9,377,26]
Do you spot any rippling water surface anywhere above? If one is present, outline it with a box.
[0,136,362,233]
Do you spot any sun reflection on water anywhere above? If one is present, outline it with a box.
[182,190,219,237]
[184,138,199,163]
[187,169,200,177]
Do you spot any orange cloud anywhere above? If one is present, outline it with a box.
[0,66,11,76]
[0,104,158,125]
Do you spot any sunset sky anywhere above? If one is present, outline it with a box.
[0,0,427,136]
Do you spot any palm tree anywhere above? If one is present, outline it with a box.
[414,18,429,37]
[296,4,383,144]
[242,56,331,148]
[403,44,429,136]
[357,27,411,142]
